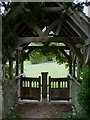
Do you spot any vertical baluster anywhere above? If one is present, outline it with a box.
[58,81,59,88]
[63,81,64,88]
[36,81,38,88]
[51,82,52,88]
[55,81,56,88]
[54,81,55,88]
[52,82,53,88]
[28,81,29,87]
[60,81,62,88]
[34,81,36,88]
[66,81,67,88]
[26,81,27,87]
[31,81,33,88]
[22,80,24,87]
[56,82,58,88]
[64,81,66,88]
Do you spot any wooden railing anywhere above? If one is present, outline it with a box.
[49,76,70,101]
[20,76,41,101]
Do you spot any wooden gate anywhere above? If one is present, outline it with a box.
[49,77,70,101]
[20,76,41,101]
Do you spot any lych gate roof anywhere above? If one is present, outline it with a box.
[3,2,90,64]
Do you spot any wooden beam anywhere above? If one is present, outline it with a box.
[19,37,84,44]
[44,19,62,35]
[67,8,90,37]
[9,59,13,80]
[69,51,72,74]
[56,14,65,36]
[45,7,63,12]
[66,44,84,64]
[23,46,69,50]
[16,50,19,76]
[59,49,70,61]
[66,18,87,39]
[28,23,44,36]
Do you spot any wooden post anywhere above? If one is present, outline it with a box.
[21,50,24,74]
[9,59,13,80]
[16,50,19,76]
[73,58,76,78]
[41,72,48,101]
[21,61,24,74]
[69,51,72,75]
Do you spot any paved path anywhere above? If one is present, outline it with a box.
[16,101,72,118]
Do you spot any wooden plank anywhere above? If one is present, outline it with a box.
[67,8,90,37]
[23,46,69,50]
[45,7,63,12]
[66,19,87,39]
[19,36,84,44]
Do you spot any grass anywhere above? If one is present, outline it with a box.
[24,61,68,77]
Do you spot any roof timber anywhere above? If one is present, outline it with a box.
[45,7,63,12]
[19,37,84,44]
[66,43,84,64]
[66,18,87,39]
[23,46,69,50]
[67,8,90,37]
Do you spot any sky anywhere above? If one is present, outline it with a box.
[74,0,90,17]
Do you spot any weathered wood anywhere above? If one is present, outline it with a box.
[19,37,84,44]
[23,46,69,50]
[66,44,84,64]
[72,58,76,77]
[28,23,43,36]
[44,19,62,35]
[69,51,72,74]
[59,49,70,61]
[67,8,90,37]
[9,59,13,80]
[66,19,87,39]
[45,7,63,12]
[16,50,19,76]
[41,72,48,101]
[84,45,90,65]
[56,14,65,36]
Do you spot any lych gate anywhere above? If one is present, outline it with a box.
[1,1,90,119]
[20,72,70,102]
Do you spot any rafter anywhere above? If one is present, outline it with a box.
[66,43,84,64]
[59,49,70,61]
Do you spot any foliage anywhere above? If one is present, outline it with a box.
[3,110,20,120]
[5,62,16,80]
[29,47,67,65]
[22,2,48,26]
[30,49,47,64]
[77,65,90,117]
[2,17,18,64]
[64,112,88,120]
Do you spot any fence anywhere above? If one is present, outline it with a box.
[20,76,41,101]
[49,76,70,101]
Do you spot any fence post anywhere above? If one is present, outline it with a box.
[41,72,48,101]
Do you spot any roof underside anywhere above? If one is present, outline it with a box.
[3,2,90,63]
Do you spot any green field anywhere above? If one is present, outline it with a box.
[24,61,68,77]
